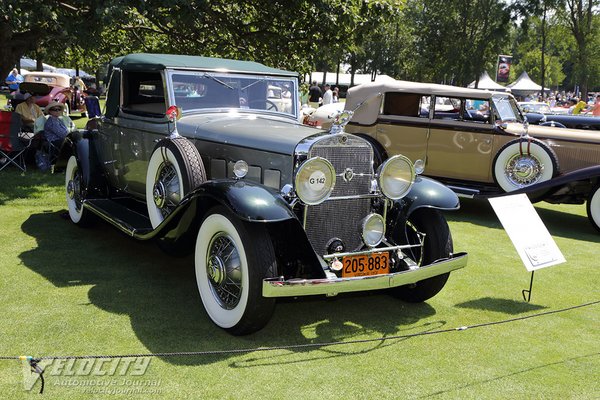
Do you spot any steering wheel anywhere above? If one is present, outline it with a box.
[248,99,278,111]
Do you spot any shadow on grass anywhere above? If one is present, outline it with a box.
[447,198,600,242]
[455,297,546,315]
[0,169,62,205]
[20,211,442,366]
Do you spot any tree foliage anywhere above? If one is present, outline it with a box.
[2,0,598,92]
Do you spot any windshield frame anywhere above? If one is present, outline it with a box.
[492,94,524,123]
[165,69,298,120]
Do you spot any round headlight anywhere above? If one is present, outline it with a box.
[362,213,385,247]
[377,155,415,200]
[294,157,336,205]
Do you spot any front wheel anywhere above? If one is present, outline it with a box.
[587,184,600,233]
[389,209,453,302]
[195,207,277,335]
[492,139,558,193]
[65,155,92,225]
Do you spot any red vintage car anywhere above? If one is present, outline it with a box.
[11,72,87,116]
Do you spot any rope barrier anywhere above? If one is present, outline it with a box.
[3,299,598,394]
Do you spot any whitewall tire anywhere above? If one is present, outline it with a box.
[65,155,89,225]
[587,185,600,233]
[493,139,558,192]
[195,207,276,335]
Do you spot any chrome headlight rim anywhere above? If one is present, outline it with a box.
[361,213,385,248]
[294,156,336,205]
[377,154,416,200]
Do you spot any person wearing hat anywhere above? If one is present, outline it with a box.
[14,93,43,131]
[43,101,76,150]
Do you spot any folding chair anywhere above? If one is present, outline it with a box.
[0,111,32,172]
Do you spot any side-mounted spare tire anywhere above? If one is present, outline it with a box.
[146,137,206,229]
[492,138,559,193]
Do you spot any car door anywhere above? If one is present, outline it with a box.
[374,93,430,164]
[425,96,495,183]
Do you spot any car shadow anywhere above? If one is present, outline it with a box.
[454,297,546,315]
[19,211,444,366]
[447,198,600,242]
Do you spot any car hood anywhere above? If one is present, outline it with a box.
[177,112,325,155]
[505,122,600,144]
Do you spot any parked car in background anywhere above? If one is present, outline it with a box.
[519,101,600,130]
[9,72,87,116]
[339,80,600,232]
[59,54,467,334]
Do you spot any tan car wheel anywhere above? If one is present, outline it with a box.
[493,139,558,192]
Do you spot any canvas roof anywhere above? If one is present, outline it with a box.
[345,79,494,125]
[467,71,507,91]
[109,53,297,77]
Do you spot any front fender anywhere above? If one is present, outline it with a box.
[190,180,296,222]
[153,179,300,257]
[387,176,460,230]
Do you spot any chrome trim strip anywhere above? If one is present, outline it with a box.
[263,252,467,297]
[83,201,139,237]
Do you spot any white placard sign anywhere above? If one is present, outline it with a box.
[488,194,566,271]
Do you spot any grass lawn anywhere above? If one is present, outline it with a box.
[0,168,597,399]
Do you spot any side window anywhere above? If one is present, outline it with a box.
[122,72,166,116]
[464,98,491,123]
[433,97,462,120]
[382,93,427,118]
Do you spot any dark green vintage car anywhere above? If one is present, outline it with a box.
[61,53,467,335]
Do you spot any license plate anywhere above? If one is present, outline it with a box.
[342,252,390,278]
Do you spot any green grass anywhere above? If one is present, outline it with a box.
[0,169,599,399]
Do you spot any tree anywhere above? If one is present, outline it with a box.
[562,0,599,98]
[405,0,510,86]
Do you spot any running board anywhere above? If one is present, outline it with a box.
[83,199,153,237]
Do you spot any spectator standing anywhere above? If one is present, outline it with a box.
[14,93,43,131]
[308,81,322,109]
[332,86,340,103]
[571,99,588,115]
[322,84,333,105]
[586,95,600,117]
[5,68,24,91]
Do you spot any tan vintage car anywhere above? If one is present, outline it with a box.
[340,80,600,232]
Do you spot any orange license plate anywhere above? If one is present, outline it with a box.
[342,252,390,278]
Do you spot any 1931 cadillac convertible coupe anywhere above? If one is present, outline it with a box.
[60,54,467,335]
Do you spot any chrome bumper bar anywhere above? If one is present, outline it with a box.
[262,252,468,298]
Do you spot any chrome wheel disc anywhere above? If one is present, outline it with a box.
[68,168,83,211]
[206,233,242,310]
[154,163,180,218]
[505,155,543,187]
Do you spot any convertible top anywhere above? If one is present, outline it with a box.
[109,53,298,77]
[345,80,496,125]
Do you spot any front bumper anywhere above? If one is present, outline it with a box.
[262,252,468,297]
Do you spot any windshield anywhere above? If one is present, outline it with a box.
[520,103,551,114]
[168,71,298,118]
[492,95,524,123]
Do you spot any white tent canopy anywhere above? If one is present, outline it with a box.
[506,71,549,95]
[467,71,507,91]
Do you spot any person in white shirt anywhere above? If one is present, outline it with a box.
[322,84,333,105]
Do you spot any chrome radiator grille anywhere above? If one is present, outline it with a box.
[304,135,374,255]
